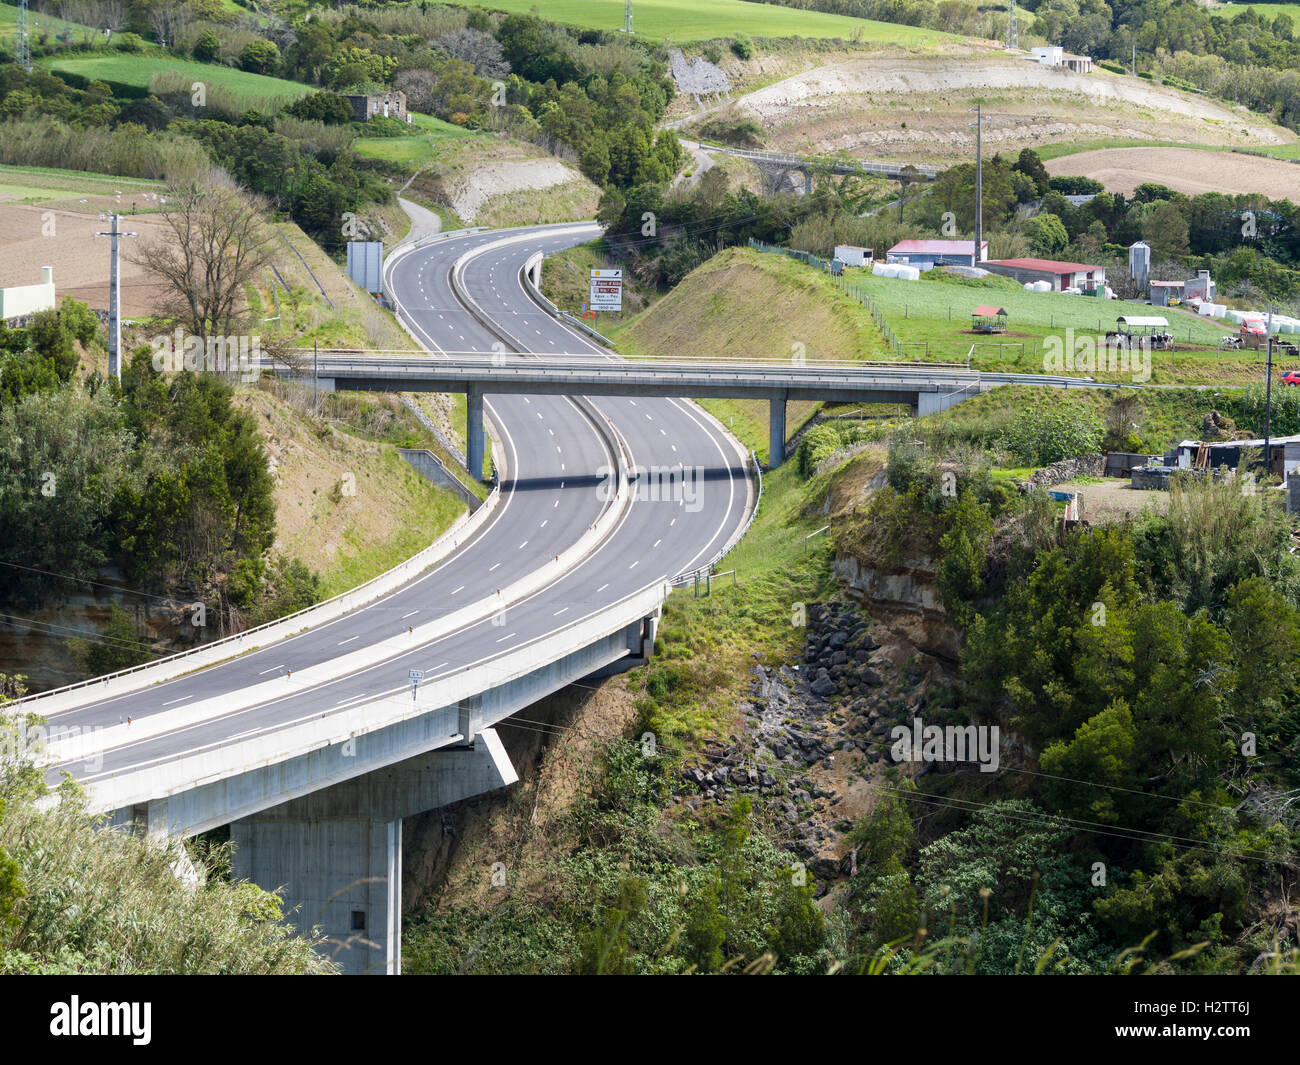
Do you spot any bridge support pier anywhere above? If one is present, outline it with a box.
[466,386,485,480]
[230,730,517,975]
[917,388,975,417]
[803,169,813,195]
[769,393,787,469]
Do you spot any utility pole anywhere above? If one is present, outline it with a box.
[1131,42,1136,76]
[1264,306,1275,479]
[18,0,31,72]
[624,0,632,33]
[975,104,982,264]
[1006,0,1018,50]
[94,213,137,382]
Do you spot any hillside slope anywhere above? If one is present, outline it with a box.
[687,54,1295,167]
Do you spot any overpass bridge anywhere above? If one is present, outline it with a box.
[10,222,758,974]
[695,142,939,194]
[273,352,982,470]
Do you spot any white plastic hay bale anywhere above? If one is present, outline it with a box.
[896,265,921,281]
[872,262,898,278]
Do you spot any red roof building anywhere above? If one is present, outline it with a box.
[983,257,1106,292]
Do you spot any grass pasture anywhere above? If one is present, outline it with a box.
[462,0,949,46]
[352,113,483,171]
[42,53,313,107]
[851,268,1262,383]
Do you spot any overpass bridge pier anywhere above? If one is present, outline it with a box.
[230,733,517,976]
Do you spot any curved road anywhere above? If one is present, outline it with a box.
[46,224,754,791]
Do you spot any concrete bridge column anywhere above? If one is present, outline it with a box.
[466,386,485,480]
[230,730,517,975]
[803,169,813,195]
[769,393,787,469]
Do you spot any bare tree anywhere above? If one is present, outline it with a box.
[431,27,510,78]
[99,0,127,33]
[147,1,194,49]
[128,175,275,344]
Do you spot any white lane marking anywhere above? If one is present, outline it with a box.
[540,520,548,528]
[162,695,192,706]
[596,583,609,592]
[629,560,639,569]
[553,499,559,507]
[450,585,464,595]
[524,397,530,404]
[338,635,360,646]
[553,607,568,616]
[401,610,420,619]
[670,518,677,526]
[495,632,516,643]
[257,664,285,676]
[488,562,501,572]
[519,540,529,549]
[548,428,554,436]
[653,539,661,547]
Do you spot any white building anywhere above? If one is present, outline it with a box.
[0,266,55,321]
[833,245,874,267]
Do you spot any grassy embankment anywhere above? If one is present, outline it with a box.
[605,247,892,463]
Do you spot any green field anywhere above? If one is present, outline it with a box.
[1037,136,1300,163]
[463,0,949,45]
[42,54,314,105]
[1217,1,1300,19]
[853,269,1259,382]
[0,162,164,209]
[0,1,100,43]
[352,113,482,170]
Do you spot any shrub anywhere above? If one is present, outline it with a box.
[114,32,145,52]
[1003,402,1103,466]
[731,33,754,60]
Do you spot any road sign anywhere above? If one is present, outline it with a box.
[409,669,424,681]
[589,269,623,312]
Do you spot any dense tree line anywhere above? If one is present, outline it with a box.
[0,307,319,662]
[829,430,1300,970]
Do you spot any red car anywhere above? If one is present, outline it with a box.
[1280,370,1300,386]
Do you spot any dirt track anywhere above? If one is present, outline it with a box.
[1046,147,1300,200]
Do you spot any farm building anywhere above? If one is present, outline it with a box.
[834,245,874,267]
[1185,270,1215,302]
[1149,280,1185,307]
[343,90,407,122]
[983,257,1106,292]
[971,305,1008,333]
[886,239,988,268]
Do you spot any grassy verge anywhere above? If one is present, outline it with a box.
[631,460,836,745]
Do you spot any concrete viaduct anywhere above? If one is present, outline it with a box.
[276,353,980,472]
